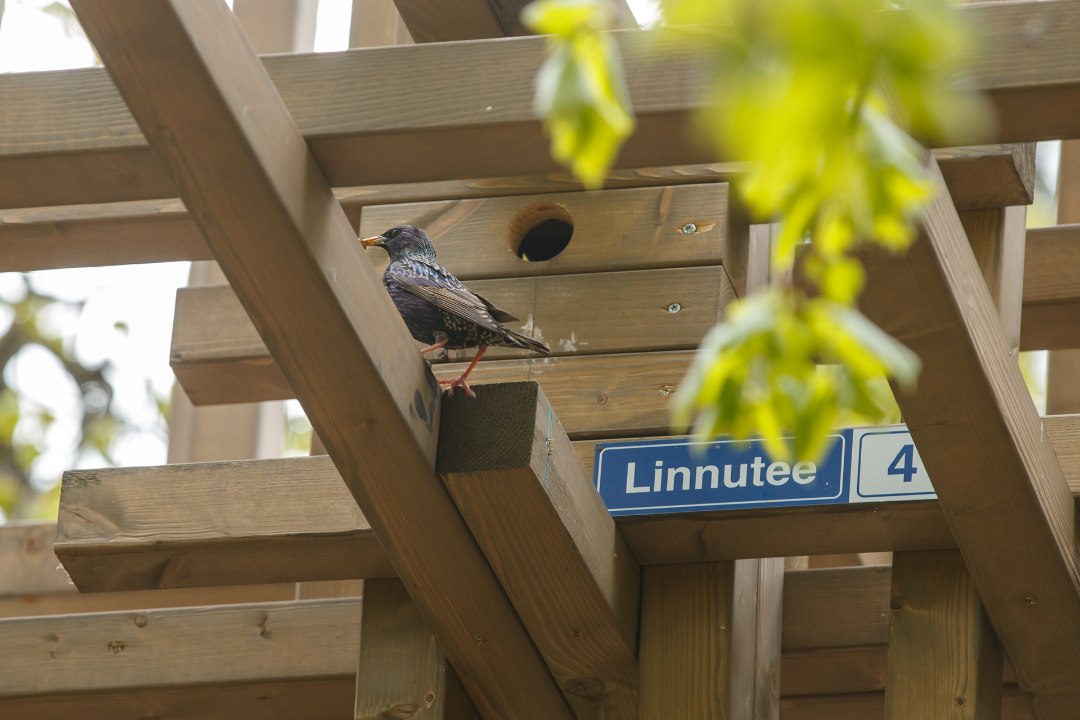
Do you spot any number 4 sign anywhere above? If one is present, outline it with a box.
[850,428,936,501]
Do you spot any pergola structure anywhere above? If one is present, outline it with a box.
[2,0,1080,718]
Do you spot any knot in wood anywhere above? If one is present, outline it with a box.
[563,677,605,698]
[386,704,419,719]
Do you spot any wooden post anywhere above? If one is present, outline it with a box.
[886,551,1003,717]
[355,579,479,720]
[1046,141,1080,415]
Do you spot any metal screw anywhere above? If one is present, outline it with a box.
[1026,595,1038,606]
[667,302,682,314]
[680,223,698,235]
[659,385,675,397]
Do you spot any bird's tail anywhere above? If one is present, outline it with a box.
[506,330,551,356]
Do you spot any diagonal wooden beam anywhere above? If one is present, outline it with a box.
[861,158,1080,718]
[0,0,1074,210]
[67,2,569,717]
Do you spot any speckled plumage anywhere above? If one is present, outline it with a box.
[363,225,550,355]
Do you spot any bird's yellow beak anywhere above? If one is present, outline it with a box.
[360,235,383,249]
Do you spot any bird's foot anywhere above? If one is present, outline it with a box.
[439,376,476,399]
[420,339,449,355]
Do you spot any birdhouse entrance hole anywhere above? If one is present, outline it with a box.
[510,202,573,261]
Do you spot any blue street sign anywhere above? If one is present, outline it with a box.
[594,425,934,517]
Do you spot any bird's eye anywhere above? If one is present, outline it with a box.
[388,228,401,238]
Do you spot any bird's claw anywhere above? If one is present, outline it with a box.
[439,377,476,399]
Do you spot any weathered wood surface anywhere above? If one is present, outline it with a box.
[70,1,570,717]
[391,0,636,42]
[0,599,360,700]
[861,158,1080,717]
[439,383,639,719]
[639,562,756,718]
[357,184,731,279]
[885,550,1003,719]
[1022,223,1080,350]
[173,267,734,374]
[54,415,1080,590]
[56,457,392,592]
[1,0,1074,209]
[355,579,478,720]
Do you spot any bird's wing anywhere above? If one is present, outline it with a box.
[393,259,512,333]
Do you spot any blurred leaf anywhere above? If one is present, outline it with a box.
[524,0,635,188]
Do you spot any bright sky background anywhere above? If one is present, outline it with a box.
[0,0,662,521]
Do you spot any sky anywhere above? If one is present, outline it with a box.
[0,0,662,521]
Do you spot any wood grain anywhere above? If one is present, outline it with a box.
[358,183,730,280]
[1021,223,1080,351]
[0,599,361,697]
[862,157,1080,716]
[53,415,1080,591]
[1,0,1074,209]
[782,566,892,651]
[639,562,755,718]
[885,550,1003,719]
[391,0,636,41]
[69,3,570,716]
[438,383,639,719]
[356,579,478,720]
[172,267,735,373]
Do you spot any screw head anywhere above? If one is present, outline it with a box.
[667,302,682,314]
[681,223,698,235]
[659,384,675,397]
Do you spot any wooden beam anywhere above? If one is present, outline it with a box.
[0,599,360,717]
[355,579,478,719]
[391,0,636,42]
[0,0,1071,209]
[233,0,317,53]
[0,151,1029,275]
[52,413,1080,590]
[885,550,1003,718]
[351,0,412,47]
[438,382,639,718]
[69,2,570,717]
[860,158,1080,716]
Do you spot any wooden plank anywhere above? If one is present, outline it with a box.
[356,579,478,720]
[56,456,392,592]
[439,382,639,719]
[861,158,1080,717]
[959,203,1028,354]
[1021,223,1080,350]
[391,0,636,42]
[233,0,317,53]
[53,414,1080,590]
[357,184,731,280]
[639,562,756,718]
[0,599,361,697]
[171,267,733,400]
[937,144,1035,209]
[782,566,892,650]
[67,3,571,717]
[885,550,1003,718]
[1,0,1073,209]
[0,522,72,596]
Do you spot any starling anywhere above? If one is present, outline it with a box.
[361,224,551,397]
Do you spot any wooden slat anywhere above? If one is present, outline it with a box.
[69,2,570,717]
[391,0,636,42]
[861,158,1080,717]
[0,599,360,699]
[355,579,478,720]
[1,0,1074,209]
[959,204,1028,354]
[937,143,1035,209]
[438,382,640,719]
[171,267,732,401]
[781,566,892,650]
[0,151,1026,275]
[233,0,317,53]
[357,184,731,280]
[56,456,393,592]
[0,522,72,597]
[351,0,412,47]
[1021,223,1080,350]
[53,415,1080,591]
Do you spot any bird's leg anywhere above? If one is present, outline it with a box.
[419,338,448,354]
[440,345,487,399]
